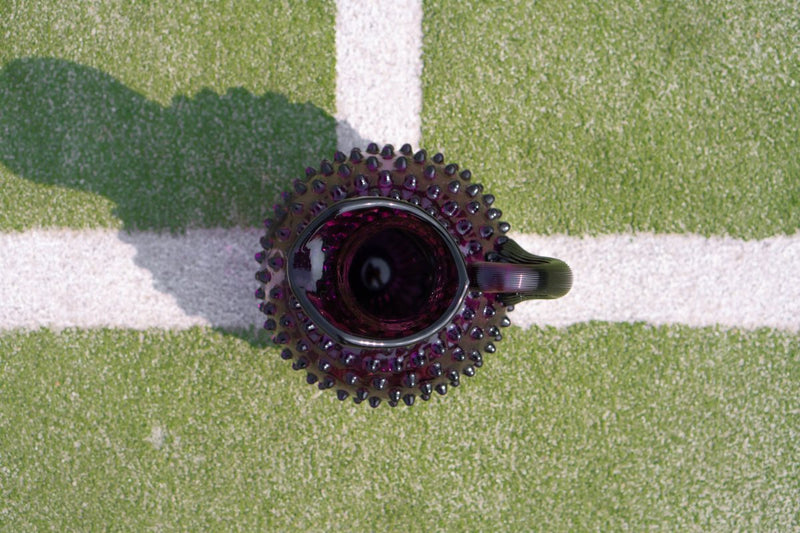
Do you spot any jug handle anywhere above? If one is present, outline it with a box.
[467,238,572,305]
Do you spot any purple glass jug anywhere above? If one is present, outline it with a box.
[255,143,571,407]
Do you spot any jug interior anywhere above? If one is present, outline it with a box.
[288,198,469,347]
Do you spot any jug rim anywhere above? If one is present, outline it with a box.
[287,197,470,349]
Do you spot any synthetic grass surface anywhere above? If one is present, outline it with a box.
[1,325,797,530]
[0,1,337,231]
[2,0,799,530]
[422,0,800,238]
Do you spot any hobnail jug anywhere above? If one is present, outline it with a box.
[255,143,571,407]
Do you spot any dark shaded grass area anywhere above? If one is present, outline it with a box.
[0,58,336,231]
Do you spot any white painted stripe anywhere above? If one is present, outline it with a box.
[334,0,423,151]
[0,229,262,330]
[1,230,798,332]
[510,233,800,332]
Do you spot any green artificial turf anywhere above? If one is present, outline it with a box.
[422,0,800,238]
[1,1,798,530]
[0,1,337,231]
[1,325,797,530]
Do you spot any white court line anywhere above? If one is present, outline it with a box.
[510,233,800,331]
[1,229,798,331]
[335,0,423,151]
[0,229,262,331]
[1,3,797,333]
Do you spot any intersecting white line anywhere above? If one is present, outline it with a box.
[329,0,799,334]
[1,2,798,333]
[1,229,798,332]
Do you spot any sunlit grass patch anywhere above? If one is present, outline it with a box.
[422,0,800,238]
[1,324,797,530]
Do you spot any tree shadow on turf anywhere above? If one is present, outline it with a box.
[0,57,354,342]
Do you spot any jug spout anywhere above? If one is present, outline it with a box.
[468,238,572,304]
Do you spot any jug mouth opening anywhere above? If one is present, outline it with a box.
[287,198,469,349]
